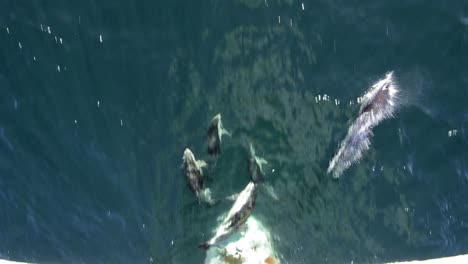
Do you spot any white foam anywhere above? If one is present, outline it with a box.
[205,217,278,264]
[448,129,458,137]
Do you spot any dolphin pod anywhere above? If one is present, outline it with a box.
[182,72,400,258]
[182,113,272,251]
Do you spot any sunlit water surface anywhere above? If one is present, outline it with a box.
[1,1,468,263]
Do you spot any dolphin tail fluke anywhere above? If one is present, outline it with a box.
[198,243,211,250]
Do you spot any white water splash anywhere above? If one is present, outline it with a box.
[448,129,458,137]
[205,217,278,264]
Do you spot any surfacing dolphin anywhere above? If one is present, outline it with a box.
[248,143,268,182]
[199,181,257,250]
[328,71,399,178]
[246,143,279,201]
[207,114,231,157]
[182,148,215,205]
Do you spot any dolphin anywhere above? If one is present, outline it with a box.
[248,143,268,182]
[199,181,257,250]
[247,143,279,200]
[207,114,231,157]
[328,71,399,178]
[182,148,215,205]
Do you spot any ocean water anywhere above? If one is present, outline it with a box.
[1,0,468,263]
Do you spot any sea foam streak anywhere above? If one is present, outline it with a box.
[328,72,399,178]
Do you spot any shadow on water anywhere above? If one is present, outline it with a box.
[1,0,468,263]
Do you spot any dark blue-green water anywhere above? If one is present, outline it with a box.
[1,0,468,263]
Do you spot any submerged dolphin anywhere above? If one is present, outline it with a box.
[248,143,268,182]
[199,181,257,250]
[245,143,279,201]
[207,114,231,157]
[328,71,399,178]
[182,148,215,205]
